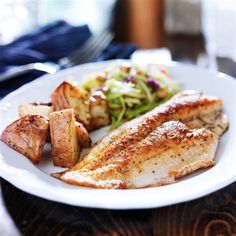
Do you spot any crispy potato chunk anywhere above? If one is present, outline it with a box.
[51,81,90,126]
[88,90,110,130]
[1,115,49,164]
[76,122,91,148]
[19,104,53,118]
[49,109,80,167]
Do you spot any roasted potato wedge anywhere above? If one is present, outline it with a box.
[76,122,91,148]
[19,104,53,118]
[49,109,80,167]
[1,115,49,164]
[88,90,110,130]
[51,81,90,126]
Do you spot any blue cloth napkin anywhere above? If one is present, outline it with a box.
[0,20,136,97]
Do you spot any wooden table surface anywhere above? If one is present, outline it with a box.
[1,35,236,236]
[1,178,236,236]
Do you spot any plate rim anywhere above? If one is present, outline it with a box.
[0,59,236,209]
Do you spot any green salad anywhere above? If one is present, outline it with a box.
[82,64,181,130]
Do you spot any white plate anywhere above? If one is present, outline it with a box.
[0,60,236,209]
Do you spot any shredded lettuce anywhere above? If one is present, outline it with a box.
[82,64,182,130]
[82,79,101,90]
[125,102,158,119]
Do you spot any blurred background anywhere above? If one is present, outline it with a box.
[0,0,235,74]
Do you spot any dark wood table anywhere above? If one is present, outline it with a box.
[1,180,236,236]
[1,36,236,236]
[1,179,236,236]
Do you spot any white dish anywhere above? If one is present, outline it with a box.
[0,60,235,209]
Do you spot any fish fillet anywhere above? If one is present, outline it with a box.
[53,90,227,188]
[53,121,219,188]
[83,90,227,166]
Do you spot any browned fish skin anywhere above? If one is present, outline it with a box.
[52,90,228,188]
[53,121,219,189]
[67,90,226,172]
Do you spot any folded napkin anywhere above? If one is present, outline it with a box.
[0,20,136,97]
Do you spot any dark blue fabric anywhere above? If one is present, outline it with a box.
[0,20,137,98]
[0,21,92,68]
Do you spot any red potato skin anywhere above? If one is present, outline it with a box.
[1,115,49,164]
[76,122,91,148]
[49,109,80,168]
[51,81,91,126]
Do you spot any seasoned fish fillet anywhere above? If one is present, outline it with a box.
[85,90,227,166]
[52,90,228,188]
[53,121,219,188]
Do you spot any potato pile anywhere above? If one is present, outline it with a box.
[1,81,110,167]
